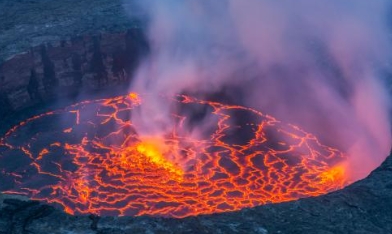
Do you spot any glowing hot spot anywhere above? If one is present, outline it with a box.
[128,92,141,105]
[319,164,346,188]
[135,139,184,179]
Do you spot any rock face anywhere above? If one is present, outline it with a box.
[1,1,392,233]
[0,153,390,234]
[0,30,148,119]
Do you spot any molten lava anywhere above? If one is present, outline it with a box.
[0,93,348,218]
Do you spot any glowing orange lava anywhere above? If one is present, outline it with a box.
[0,93,348,218]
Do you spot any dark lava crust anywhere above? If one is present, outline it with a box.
[1,0,392,233]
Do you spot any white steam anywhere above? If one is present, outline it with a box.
[124,0,392,180]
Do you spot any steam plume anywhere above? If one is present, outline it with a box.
[123,0,392,180]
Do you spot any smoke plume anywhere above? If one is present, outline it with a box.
[123,0,392,180]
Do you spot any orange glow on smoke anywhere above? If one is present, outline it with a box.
[123,138,184,180]
[319,164,346,187]
[0,92,349,218]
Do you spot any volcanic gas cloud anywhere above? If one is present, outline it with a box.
[0,0,391,218]
[127,0,392,181]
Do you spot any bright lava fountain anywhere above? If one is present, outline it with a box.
[0,93,348,218]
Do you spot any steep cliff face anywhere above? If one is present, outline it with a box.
[0,0,144,119]
[0,30,148,115]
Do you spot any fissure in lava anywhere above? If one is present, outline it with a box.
[0,93,347,218]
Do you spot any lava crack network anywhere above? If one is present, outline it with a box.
[0,93,347,218]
